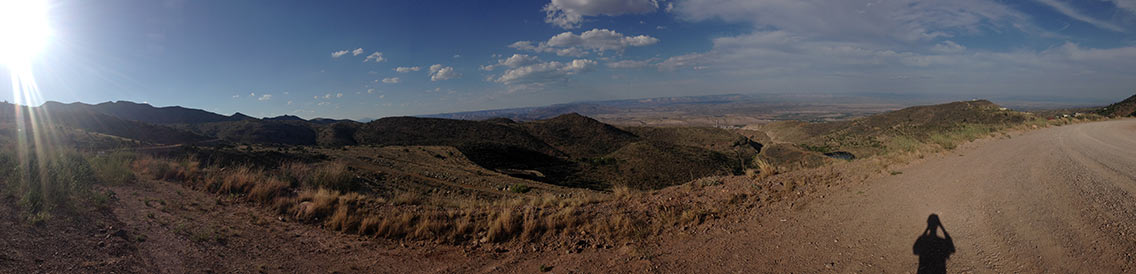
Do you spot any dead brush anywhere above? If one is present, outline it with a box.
[326,192,366,232]
[753,157,776,180]
[249,177,289,203]
[487,207,521,242]
[294,188,342,221]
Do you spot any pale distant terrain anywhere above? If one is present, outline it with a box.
[424,93,1111,127]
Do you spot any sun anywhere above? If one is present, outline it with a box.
[0,0,51,68]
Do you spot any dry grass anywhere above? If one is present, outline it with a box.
[754,157,776,179]
[116,153,726,245]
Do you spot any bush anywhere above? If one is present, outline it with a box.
[508,184,531,194]
[298,162,354,192]
[8,150,97,214]
[90,151,136,185]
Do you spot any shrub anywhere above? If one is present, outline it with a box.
[8,150,97,214]
[508,184,531,194]
[298,162,354,192]
[90,151,136,185]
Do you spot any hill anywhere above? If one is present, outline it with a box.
[42,101,251,124]
[1099,93,1136,117]
[751,100,1033,168]
[9,102,211,145]
[351,114,755,189]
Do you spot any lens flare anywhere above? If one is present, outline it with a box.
[1,0,58,190]
[0,0,52,67]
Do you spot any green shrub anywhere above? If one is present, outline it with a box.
[90,151,136,185]
[9,150,97,214]
[508,184,531,194]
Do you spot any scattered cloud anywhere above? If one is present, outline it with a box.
[364,52,385,62]
[930,40,967,54]
[231,94,240,99]
[484,54,597,88]
[543,0,659,29]
[429,64,461,81]
[607,58,656,69]
[482,54,541,71]
[258,94,272,101]
[331,50,349,58]
[1106,0,1136,15]
[352,48,364,56]
[673,0,1031,43]
[510,28,658,56]
[395,66,421,72]
[336,93,343,98]
[1036,0,1124,32]
[382,77,400,83]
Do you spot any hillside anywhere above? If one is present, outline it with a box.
[755,100,1031,159]
[520,113,638,158]
[351,114,756,189]
[1099,93,1136,117]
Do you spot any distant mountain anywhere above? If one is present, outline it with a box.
[41,101,252,124]
[264,115,306,121]
[14,102,211,144]
[309,118,356,125]
[421,94,754,121]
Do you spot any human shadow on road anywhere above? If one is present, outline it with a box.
[913,214,955,274]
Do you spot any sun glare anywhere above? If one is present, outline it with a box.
[0,0,51,68]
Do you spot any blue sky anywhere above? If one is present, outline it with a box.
[2,0,1136,119]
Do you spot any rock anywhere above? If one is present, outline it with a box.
[113,229,128,239]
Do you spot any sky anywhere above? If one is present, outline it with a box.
[2,0,1136,120]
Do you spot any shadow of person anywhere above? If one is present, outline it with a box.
[913,214,955,274]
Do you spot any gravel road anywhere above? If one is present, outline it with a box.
[646,119,1136,273]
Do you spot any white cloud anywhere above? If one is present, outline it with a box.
[510,28,658,56]
[382,77,400,83]
[1107,0,1136,14]
[543,0,659,29]
[352,48,364,56]
[231,94,240,99]
[1036,0,1124,32]
[395,66,421,73]
[607,58,656,69]
[930,40,966,54]
[364,52,385,62]
[287,100,293,105]
[491,59,597,85]
[674,0,1031,43]
[429,64,461,81]
[483,54,541,71]
[331,50,349,58]
[367,88,375,94]
[258,94,272,101]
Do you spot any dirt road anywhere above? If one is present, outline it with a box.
[631,119,1136,273]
